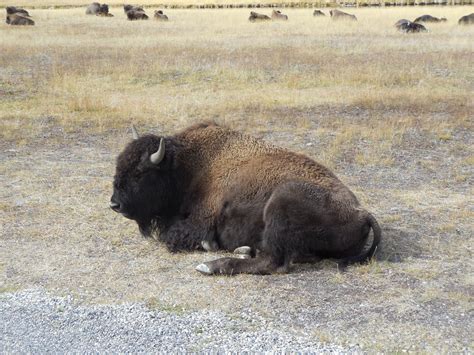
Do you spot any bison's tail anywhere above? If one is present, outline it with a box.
[338,212,381,268]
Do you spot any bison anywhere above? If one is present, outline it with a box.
[248,11,271,22]
[98,4,113,16]
[395,19,427,33]
[154,10,168,21]
[124,5,148,20]
[330,9,357,21]
[313,10,325,17]
[110,123,382,275]
[414,14,447,23]
[271,10,288,21]
[458,13,474,25]
[6,13,34,25]
[5,6,30,16]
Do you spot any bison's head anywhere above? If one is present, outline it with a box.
[110,127,180,236]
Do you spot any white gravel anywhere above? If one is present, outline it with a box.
[0,288,358,353]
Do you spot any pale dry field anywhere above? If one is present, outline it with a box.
[1,6,473,352]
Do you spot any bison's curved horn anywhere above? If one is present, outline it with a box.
[150,138,165,165]
[131,125,139,140]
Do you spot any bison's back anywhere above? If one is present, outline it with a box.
[176,123,357,215]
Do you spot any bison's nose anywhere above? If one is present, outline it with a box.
[110,201,120,212]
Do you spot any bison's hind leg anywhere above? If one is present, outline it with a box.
[196,255,288,275]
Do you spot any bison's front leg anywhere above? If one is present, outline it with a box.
[159,218,214,253]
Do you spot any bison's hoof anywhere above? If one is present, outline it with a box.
[235,254,251,259]
[195,263,212,275]
[233,246,252,255]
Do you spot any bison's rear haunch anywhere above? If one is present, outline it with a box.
[458,13,474,25]
[110,123,382,275]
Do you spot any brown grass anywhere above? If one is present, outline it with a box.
[1,5,473,353]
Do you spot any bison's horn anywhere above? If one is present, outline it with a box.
[150,138,165,165]
[131,125,139,140]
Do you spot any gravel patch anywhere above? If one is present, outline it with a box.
[0,288,358,353]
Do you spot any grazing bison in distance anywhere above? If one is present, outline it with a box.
[414,14,447,23]
[154,10,168,21]
[330,9,357,21]
[248,11,271,22]
[313,9,325,17]
[395,19,427,33]
[271,10,288,21]
[110,123,382,275]
[458,13,474,25]
[6,13,34,25]
[6,6,30,16]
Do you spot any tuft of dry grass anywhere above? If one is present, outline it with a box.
[1,5,473,353]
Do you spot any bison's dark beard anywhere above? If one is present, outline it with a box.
[136,218,164,239]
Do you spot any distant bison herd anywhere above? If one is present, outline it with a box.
[4,5,474,29]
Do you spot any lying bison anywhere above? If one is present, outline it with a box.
[271,10,288,21]
[6,13,34,25]
[86,2,112,16]
[5,6,30,16]
[414,14,447,23]
[249,11,270,22]
[458,13,474,25]
[313,9,325,17]
[395,19,427,33]
[110,123,382,275]
[330,9,357,21]
[124,5,148,20]
[154,10,168,21]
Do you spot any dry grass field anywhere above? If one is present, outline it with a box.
[1,5,473,352]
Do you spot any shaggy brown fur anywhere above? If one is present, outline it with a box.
[110,123,381,275]
[330,9,357,21]
[248,11,271,22]
[271,10,288,21]
[6,13,34,25]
